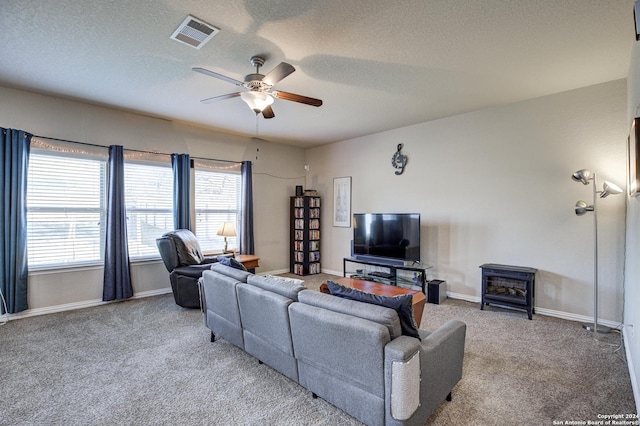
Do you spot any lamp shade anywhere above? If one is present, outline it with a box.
[574,200,594,216]
[217,221,237,237]
[240,91,274,113]
[600,181,622,198]
[571,169,592,185]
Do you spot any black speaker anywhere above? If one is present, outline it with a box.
[427,280,447,304]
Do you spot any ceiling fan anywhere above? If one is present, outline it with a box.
[193,55,323,119]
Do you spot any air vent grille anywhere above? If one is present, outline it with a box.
[170,15,219,49]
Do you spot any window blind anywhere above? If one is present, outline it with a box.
[194,167,240,253]
[124,160,173,259]
[27,152,106,269]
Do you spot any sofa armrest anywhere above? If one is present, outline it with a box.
[418,320,466,420]
[384,320,466,425]
[173,263,217,278]
[198,277,206,315]
[385,335,421,361]
[384,336,422,422]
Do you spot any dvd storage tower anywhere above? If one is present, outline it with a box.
[290,196,321,275]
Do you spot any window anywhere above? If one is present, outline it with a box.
[27,150,106,269]
[26,141,241,267]
[124,159,173,259]
[194,165,241,253]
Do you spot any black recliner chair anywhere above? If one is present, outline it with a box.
[156,229,219,309]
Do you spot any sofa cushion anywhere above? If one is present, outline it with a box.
[210,263,252,283]
[297,289,401,340]
[326,281,420,339]
[237,284,296,356]
[289,301,389,401]
[200,270,245,349]
[247,275,305,301]
[264,274,304,287]
[166,229,204,265]
[216,255,247,271]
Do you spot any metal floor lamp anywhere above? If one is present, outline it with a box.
[571,169,622,334]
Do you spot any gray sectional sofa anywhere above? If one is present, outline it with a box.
[198,264,466,426]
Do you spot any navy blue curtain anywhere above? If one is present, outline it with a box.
[103,145,133,301]
[0,128,31,314]
[239,161,254,255]
[171,154,191,230]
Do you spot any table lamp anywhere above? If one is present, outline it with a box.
[217,221,236,253]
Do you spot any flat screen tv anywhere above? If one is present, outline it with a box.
[352,213,420,264]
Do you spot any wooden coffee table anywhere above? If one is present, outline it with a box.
[321,277,425,327]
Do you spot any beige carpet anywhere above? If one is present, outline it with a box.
[285,273,637,425]
[0,273,635,425]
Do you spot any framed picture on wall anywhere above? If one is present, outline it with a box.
[333,176,351,227]
[629,118,640,197]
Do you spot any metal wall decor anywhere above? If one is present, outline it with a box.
[391,143,408,175]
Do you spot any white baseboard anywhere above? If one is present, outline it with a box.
[623,328,640,415]
[446,291,622,329]
[1,287,172,322]
[132,288,173,299]
[261,268,290,276]
[315,277,623,329]
[3,281,623,332]
[446,291,479,304]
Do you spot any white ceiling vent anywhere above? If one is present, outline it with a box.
[170,15,219,49]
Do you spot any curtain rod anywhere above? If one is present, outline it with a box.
[33,135,242,164]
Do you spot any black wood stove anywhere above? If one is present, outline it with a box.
[480,263,537,320]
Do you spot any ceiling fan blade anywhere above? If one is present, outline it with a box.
[193,67,244,86]
[200,92,241,104]
[262,105,275,119]
[263,62,295,86]
[272,91,323,107]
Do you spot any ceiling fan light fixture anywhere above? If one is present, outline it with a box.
[241,91,274,113]
[195,56,322,117]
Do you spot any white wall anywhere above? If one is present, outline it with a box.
[307,79,627,324]
[0,77,630,345]
[0,86,304,314]
[624,40,640,414]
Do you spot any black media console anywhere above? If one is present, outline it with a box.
[343,257,432,293]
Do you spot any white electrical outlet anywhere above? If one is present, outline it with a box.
[625,324,634,337]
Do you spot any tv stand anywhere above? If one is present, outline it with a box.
[343,257,432,293]
[368,271,394,279]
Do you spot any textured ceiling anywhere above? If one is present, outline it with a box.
[0,0,636,147]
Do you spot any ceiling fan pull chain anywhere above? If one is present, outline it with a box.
[255,115,259,138]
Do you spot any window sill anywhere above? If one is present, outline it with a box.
[28,262,104,275]
[203,251,228,257]
[28,257,165,275]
